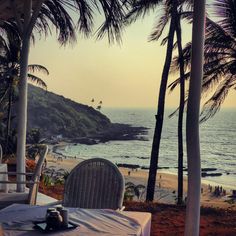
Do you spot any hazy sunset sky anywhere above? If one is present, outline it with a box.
[29,12,235,109]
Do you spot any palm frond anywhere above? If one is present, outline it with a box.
[200,78,233,122]
[27,74,47,90]
[149,4,170,41]
[161,35,169,46]
[170,42,192,73]
[95,0,127,43]
[28,65,49,75]
[213,0,236,38]
[202,60,235,93]
[205,16,236,49]
[37,0,77,45]
[168,96,188,118]
[180,10,193,23]
[74,0,94,37]
[181,0,194,10]
[125,0,161,24]
[168,72,190,91]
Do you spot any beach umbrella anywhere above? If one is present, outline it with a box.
[184,0,206,235]
[0,0,46,192]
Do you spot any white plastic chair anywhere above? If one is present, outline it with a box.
[0,145,48,209]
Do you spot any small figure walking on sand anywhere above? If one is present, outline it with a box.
[223,189,226,196]
[209,185,212,193]
[220,186,223,193]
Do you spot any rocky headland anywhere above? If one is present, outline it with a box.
[26,85,148,145]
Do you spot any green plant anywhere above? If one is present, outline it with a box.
[42,174,54,187]
[42,167,69,188]
[124,182,146,201]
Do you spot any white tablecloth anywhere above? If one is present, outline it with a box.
[0,204,151,236]
[0,164,8,193]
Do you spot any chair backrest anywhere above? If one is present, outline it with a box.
[63,158,125,209]
[28,145,48,205]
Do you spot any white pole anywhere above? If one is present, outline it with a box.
[184,1,206,236]
[16,0,32,192]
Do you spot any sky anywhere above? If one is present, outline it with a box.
[29,11,235,109]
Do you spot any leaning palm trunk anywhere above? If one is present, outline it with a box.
[175,13,185,206]
[184,1,206,235]
[146,2,177,202]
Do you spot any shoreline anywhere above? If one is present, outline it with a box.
[50,143,236,191]
[45,148,236,210]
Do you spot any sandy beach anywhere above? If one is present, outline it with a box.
[45,149,236,210]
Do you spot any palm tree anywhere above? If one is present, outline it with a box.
[184,1,206,235]
[91,98,95,107]
[170,0,236,122]
[1,0,130,192]
[174,6,186,205]
[126,0,176,202]
[96,105,102,111]
[169,1,206,234]
[0,31,49,153]
[126,0,191,202]
[151,2,192,205]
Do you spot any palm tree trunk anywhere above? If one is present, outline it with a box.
[16,36,30,192]
[175,13,185,206]
[6,80,13,152]
[16,0,45,192]
[184,1,206,235]
[146,2,177,202]
[16,0,32,192]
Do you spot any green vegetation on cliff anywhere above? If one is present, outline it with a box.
[27,85,111,139]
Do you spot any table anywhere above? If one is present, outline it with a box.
[0,204,151,235]
[0,164,8,193]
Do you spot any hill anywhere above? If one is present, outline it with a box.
[27,85,147,144]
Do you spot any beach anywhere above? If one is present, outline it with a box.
[46,150,236,210]
[53,108,236,190]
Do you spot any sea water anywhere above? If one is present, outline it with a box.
[58,108,236,189]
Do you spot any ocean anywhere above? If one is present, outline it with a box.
[58,108,236,189]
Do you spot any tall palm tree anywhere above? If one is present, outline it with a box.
[175,8,186,205]
[170,0,236,122]
[1,0,130,192]
[0,31,49,153]
[184,1,206,234]
[169,1,206,234]
[151,2,192,205]
[126,0,191,202]
[126,0,176,202]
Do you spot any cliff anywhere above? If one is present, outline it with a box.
[27,85,148,144]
